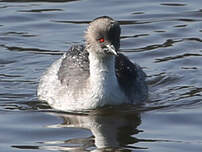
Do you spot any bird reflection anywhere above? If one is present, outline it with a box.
[46,107,143,151]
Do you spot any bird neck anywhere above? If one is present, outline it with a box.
[88,52,117,88]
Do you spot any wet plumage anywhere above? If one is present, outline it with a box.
[37,16,148,111]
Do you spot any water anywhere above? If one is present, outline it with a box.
[0,0,202,151]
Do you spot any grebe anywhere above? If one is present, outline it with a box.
[37,16,148,111]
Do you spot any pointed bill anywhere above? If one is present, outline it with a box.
[106,44,117,56]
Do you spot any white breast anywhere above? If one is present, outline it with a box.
[37,52,129,112]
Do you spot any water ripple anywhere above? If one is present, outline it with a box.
[0,44,63,55]
[1,0,202,151]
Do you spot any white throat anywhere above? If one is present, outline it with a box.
[89,52,117,86]
[87,51,127,106]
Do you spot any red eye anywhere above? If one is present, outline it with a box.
[99,38,104,43]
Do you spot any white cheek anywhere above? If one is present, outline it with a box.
[88,41,102,53]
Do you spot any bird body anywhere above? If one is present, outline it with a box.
[37,16,148,112]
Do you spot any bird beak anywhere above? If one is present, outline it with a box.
[105,44,117,56]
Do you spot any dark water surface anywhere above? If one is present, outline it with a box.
[0,0,202,151]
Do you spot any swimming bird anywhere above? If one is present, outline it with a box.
[37,16,148,112]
